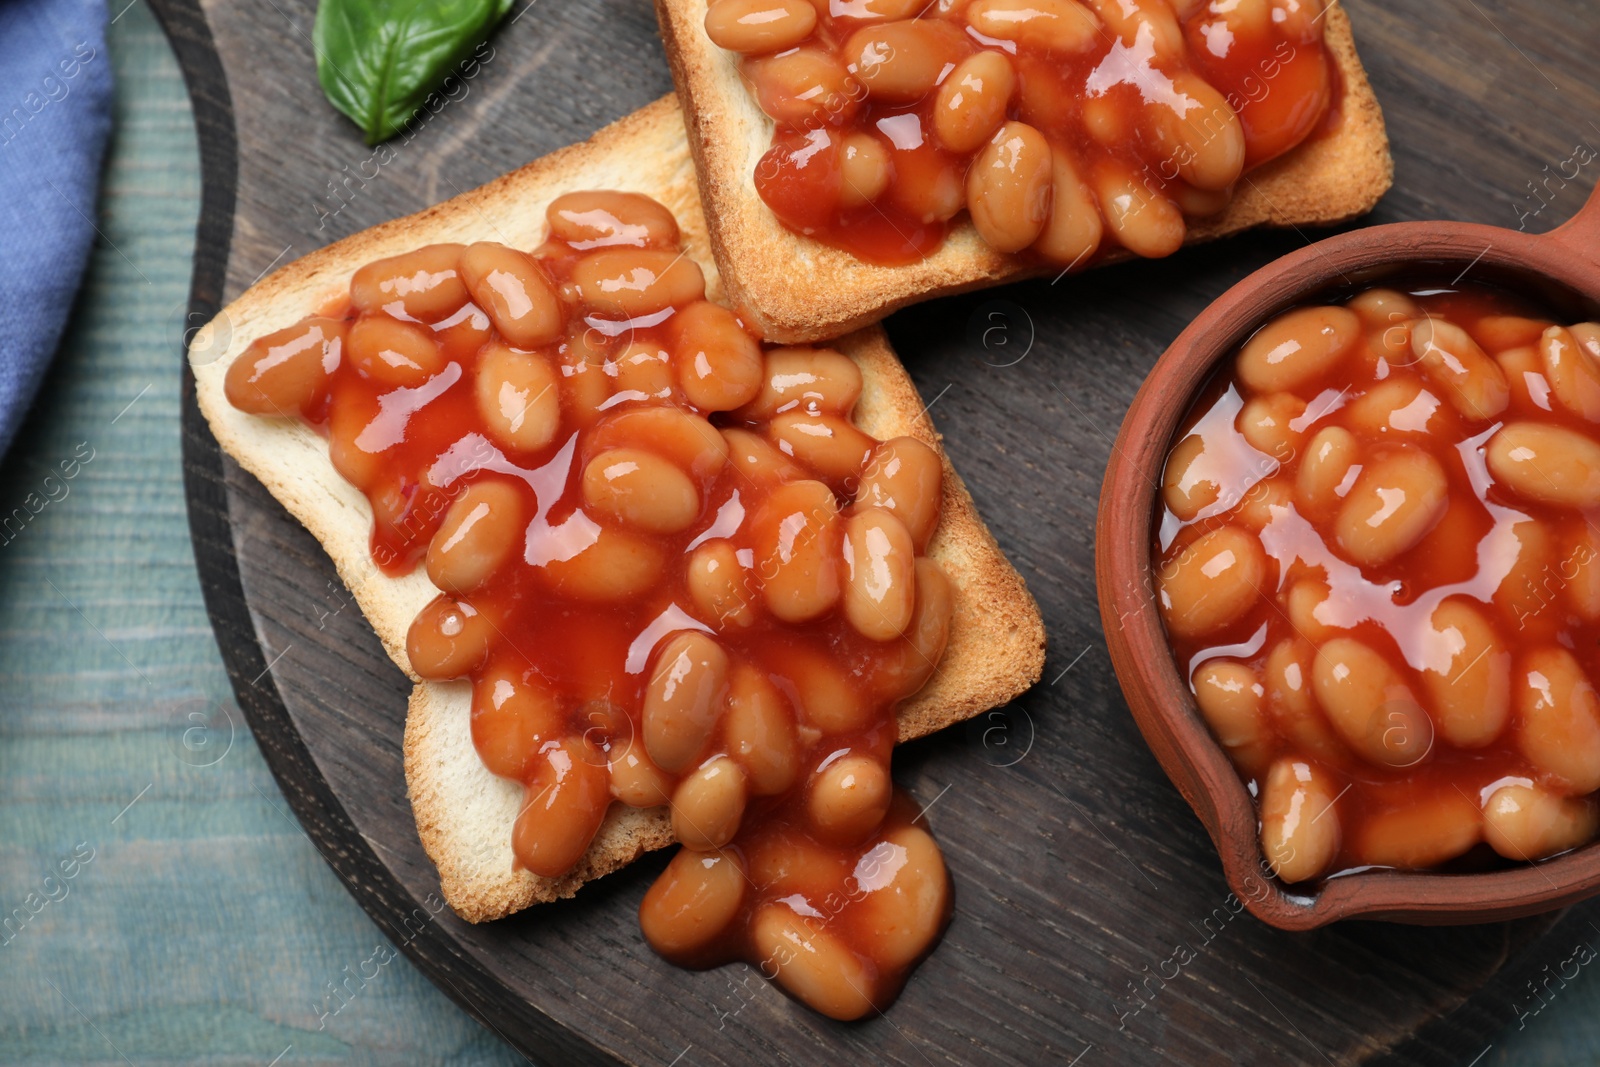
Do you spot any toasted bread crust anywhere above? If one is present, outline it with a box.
[655,0,1394,343]
[190,99,1046,923]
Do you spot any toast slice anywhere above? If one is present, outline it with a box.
[189,96,1047,923]
[655,0,1394,344]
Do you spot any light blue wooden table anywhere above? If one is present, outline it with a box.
[0,4,1594,1064]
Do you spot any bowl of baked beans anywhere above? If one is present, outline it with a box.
[1098,182,1600,928]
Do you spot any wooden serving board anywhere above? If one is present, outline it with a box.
[156,0,1600,1061]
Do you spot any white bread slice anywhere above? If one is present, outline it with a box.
[189,97,1047,923]
[655,0,1395,344]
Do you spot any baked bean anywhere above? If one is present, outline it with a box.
[1152,72,1246,192]
[610,341,676,400]
[1294,426,1360,520]
[1081,95,1129,147]
[476,343,561,454]
[347,314,446,389]
[1093,161,1185,258]
[1032,147,1103,266]
[1483,783,1600,862]
[751,902,875,1021]
[609,742,675,808]
[1164,182,1229,220]
[669,300,764,412]
[705,0,817,53]
[326,384,382,489]
[1573,323,1600,360]
[887,148,964,224]
[846,0,927,17]
[1264,638,1347,764]
[755,480,843,623]
[1089,0,1183,55]
[1409,318,1510,420]
[1540,325,1600,422]
[966,0,1102,53]
[225,317,344,416]
[843,20,966,103]
[558,328,612,428]
[1515,647,1600,794]
[745,49,859,128]
[1259,758,1341,883]
[1490,516,1553,631]
[431,301,492,364]
[875,558,954,700]
[1486,422,1600,509]
[406,595,493,679]
[459,242,565,350]
[1238,392,1306,462]
[643,631,730,774]
[738,346,863,421]
[1416,598,1510,748]
[1495,345,1546,411]
[672,756,748,851]
[537,525,665,602]
[933,51,1016,155]
[723,427,804,484]
[843,507,916,640]
[573,249,706,319]
[426,480,525,593]
[1231,475,1292,530]
[1312,637,1434,768]
[512,739,612,878]
[589,406,729,481]
[723,662,800,795]
[639,848,747,959]
[471,664,564,780]
[1474,314,1552,353]
[1162,433,1221,521]
[545,191,679,251]
[786,642,870,733]
[349,243,468,323]
[1157,525,1267,639]
[1192,660,1272,775]
[838,133,891,208]
[1285,577,1335,644]
[807,752,892,845]
[850,824,950,969]
[582,448,701,534]
[1567,520,1600,621]
[1347,288,1422,332]
[855,436,943,550]
[1350,791,1480,869]
[967,121,1054,254]
[1237,306,1360,394]
[688,540,757,630]
[1214,0,1269,40]
[769,412,877,486]
[747,826,851,898]
[1333,448,1448,566]
[1344,378,1446,440]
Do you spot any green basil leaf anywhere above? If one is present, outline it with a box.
[313,0,513,145]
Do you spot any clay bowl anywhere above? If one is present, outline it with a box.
[1097,182,1600,930]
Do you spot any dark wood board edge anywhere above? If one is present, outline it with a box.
[149,0,620,1061]
[144,0,1585,1061]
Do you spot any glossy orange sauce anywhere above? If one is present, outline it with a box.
[1158,282,1600,879]
[742,0,1336,264]
[224,198,955,1018]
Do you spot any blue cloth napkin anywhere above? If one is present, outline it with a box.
[0,0,112,460]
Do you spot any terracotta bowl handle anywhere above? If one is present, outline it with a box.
[1542,179,1600,267]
